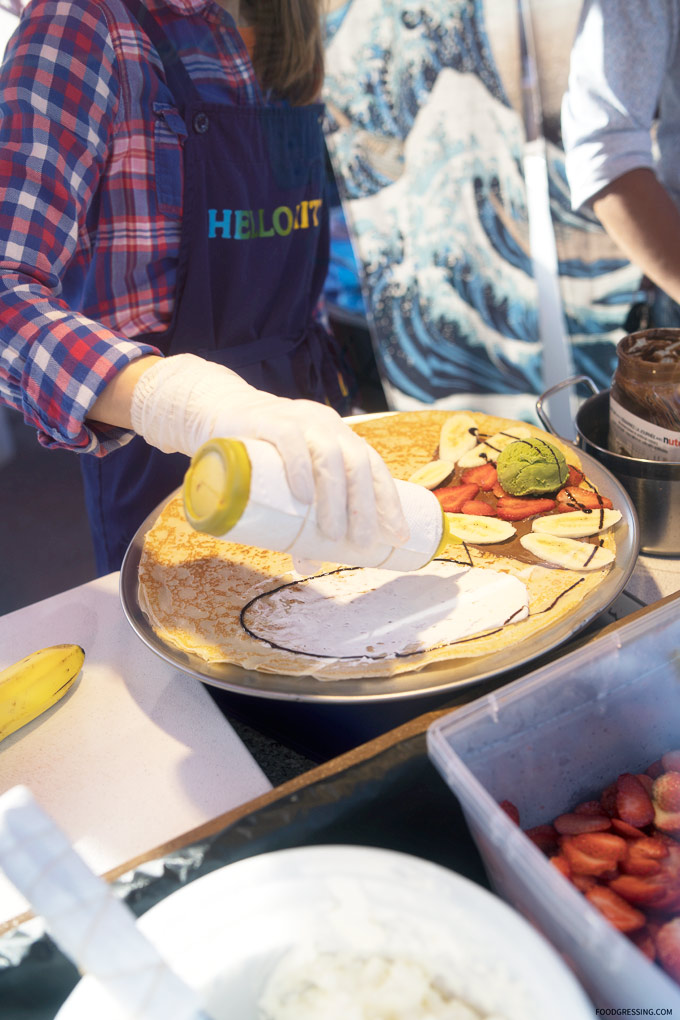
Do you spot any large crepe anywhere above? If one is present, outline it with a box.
[137,410,619,680]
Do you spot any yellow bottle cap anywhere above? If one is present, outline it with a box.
[183,438,252,536]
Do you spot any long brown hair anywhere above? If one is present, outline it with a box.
[241,0,325,105]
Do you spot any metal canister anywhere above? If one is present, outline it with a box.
[537,376,680,557]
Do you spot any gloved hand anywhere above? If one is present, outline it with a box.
[130,353,408,547]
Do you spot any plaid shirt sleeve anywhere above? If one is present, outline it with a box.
[0,0,161,455]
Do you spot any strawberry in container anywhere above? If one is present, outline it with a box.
[501,752,680,987]
[426,598,680,1011]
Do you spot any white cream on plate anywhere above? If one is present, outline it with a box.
[241,561,529,660]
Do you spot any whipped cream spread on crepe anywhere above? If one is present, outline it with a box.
[137,410,620,680]
[242,562,528,660]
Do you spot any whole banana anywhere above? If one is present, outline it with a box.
[0,644,85,743]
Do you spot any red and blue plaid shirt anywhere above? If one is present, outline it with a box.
[0,0,264,454]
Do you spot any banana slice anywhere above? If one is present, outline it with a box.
[438,414,478,463]
[532,509,622,538]
[444,513,516,545]
[520,532,614,571]
[457,426,532,468]
[408,459,455,489]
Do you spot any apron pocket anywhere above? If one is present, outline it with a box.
[153,102,187,217]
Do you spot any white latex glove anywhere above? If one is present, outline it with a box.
[131,353,408,547]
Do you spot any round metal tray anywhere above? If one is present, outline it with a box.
[120,432,639,704]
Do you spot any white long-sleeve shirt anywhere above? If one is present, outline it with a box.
[561,0,680,211]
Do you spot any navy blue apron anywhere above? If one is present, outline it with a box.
[81,1,350,574]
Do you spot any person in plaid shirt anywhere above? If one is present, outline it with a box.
[0,0,406,571]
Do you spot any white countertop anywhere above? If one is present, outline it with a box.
[0,572,272,926]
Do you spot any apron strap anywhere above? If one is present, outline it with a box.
[119,0,202,111]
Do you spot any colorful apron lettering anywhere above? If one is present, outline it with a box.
[208,199,323,239]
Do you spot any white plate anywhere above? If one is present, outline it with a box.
[56,845,595,1020]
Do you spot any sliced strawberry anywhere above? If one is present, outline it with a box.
[652,772,680,834]
[656,918,680,981]
[524,824,559,855]
[621,837,669,876]
[574,799,607,816]
[655,808,680,836]
[635,773,654,798]
[553,812,611,836]
[611,818,647,840]
[556,486,613,510]
[492,481,509,499]
[661,750,680,774]
[586,885,646,933]
[495,496,557,522]
[608,873,666,907]
[461,463,498,490]
[600,783,619,817]
[648,837,680,913]
[631,926,657,961]
[499,799,520,825]
[556,502,579,513]
[561,832,627,876]
[571,873,597,894]
[461,499,497,516]
[646,759,665,779]
[653,889,680,915]
[433,483,479,513]
[653,772,680,811]
[616,772,655,828]
[566,464,585,487]
[550,853,571,879]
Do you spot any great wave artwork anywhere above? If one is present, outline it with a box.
[323,0,643,424]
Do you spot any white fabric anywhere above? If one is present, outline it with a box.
[130,353,408,547]
[561,0,680,211]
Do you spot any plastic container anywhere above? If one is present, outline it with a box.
[183,437,450,571]
[427,596,680,1011]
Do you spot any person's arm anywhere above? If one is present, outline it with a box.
[0,3,406,548]
[87,356,162,431]
[89,352,408,548]
[0,0,161,455]
[561,0,680,245]
[592,168,680,306]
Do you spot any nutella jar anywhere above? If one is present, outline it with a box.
[609,328,680,461]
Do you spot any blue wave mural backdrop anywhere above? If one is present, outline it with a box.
[323,0,643,422]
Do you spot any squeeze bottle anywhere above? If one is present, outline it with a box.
[182,438,453,571]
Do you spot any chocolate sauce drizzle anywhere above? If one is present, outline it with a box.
[471,429,526,463]
[239,558,585,661]
[510,436,565,476]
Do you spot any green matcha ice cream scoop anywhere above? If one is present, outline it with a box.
[496,437,569,496]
